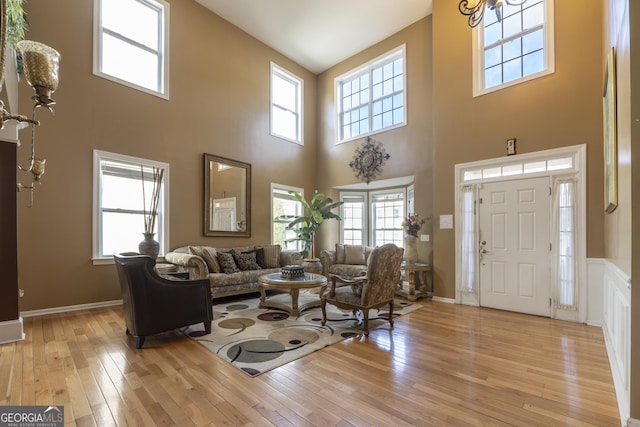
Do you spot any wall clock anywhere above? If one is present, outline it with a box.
[349,136,390,184]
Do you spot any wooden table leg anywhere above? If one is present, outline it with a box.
[290,288,300,317]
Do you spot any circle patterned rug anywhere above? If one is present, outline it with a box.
[183,293,422,377]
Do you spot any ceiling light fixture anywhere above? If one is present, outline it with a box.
[458,0,528,28]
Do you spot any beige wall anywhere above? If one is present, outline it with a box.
[15,0,317,311]
[610,0,640,418]
[431,0,605,298]
[316,18,433,262]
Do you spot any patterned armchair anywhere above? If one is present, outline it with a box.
[114,253,213,349]
[321,243,404,336]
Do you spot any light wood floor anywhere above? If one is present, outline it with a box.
[0,298,620,426]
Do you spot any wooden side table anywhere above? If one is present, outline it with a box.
[397,262,432,301]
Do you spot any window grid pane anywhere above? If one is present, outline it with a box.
[98,0,166,95]
[97,154,168,259]
[481,0,546,89]
[338,48,405,141]
[372,199,404,247]
[271,65,303,142]
[272,187,303,250]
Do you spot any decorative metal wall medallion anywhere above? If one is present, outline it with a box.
[349,136,390,184]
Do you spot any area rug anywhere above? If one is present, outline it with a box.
[183,292,422,377]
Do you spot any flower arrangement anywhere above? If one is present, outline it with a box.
[402,213,426,237]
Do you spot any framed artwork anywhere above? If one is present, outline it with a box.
[506,138,516,156]
[603,47,617,214]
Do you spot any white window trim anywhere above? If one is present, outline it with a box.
[270,183,304,246]
[472,0,555,97]
[270,62,304,145]
[92,150,170,264]
[92,0,170,100]
[339,191,369,246]
[335,44,407,144]
[369,187,407,247]
[454,144,586,323]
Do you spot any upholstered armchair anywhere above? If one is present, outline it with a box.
[321,243,404,336]
[114,253,213,349]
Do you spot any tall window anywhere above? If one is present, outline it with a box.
[93,150,169,263]
[473,0,554,96]
[340,192,367,245]
[271,63,303,144]
[340,188,407,248]
[371,190,405,247]
[336,45,406,143]
[94,0,169,98]
[271,184,303,250]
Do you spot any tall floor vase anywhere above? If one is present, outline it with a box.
[138,232,160,260]
[403,234,418,264]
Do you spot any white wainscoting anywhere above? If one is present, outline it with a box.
[588,258,631,426]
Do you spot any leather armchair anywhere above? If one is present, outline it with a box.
[321,243,404,336]
[114,253,213,349]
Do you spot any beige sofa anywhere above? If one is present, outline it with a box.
[164,244,302,300]
[319,243,375,279]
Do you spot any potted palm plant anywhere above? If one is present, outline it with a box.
[277,191,343,273]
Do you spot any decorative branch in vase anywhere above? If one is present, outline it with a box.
[138,166,164,260]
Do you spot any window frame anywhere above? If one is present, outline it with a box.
[270,62,304,144]
[339,191,368,246]
[339,186,409,248]
[335,45,407,144]
[92,150,170,264]
[472,0,554,97]
[271,183,304,250]
[93,0,170,99]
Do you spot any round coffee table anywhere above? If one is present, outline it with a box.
[258,272,327,317]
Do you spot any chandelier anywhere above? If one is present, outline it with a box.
[458,0,528,28]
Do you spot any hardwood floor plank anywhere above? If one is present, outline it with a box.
[1,300,620,426]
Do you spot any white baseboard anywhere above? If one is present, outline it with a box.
[627,417,640,427]
[21,299,123,318]
[0,317,25,344]
[432,296,455,304]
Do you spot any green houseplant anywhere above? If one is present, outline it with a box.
[277,191,343,260]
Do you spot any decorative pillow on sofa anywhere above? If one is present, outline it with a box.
[257,245,281,268]
[242,248,266,268]
[233,252,262,271]
[192,246,222,273]
[344,245,366,265]
[336,243,374,265]
[217,251,240,274]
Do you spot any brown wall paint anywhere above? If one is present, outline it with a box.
[432,0,605,298]
[613,0,640,418]
[15,0,317,311]
[316,18,433,263]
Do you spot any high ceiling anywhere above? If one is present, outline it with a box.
[194,0,433,74]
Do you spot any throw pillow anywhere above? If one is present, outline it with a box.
[258,245,281,268]
[344,245,366,265]
[217,251,239,274]
[233,253,262,271]
[188,245,204,258]
[242,248,266,268]
[335,243,346,264]
[201,247,221,273]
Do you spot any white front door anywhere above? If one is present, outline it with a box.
[478,177,551,317]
